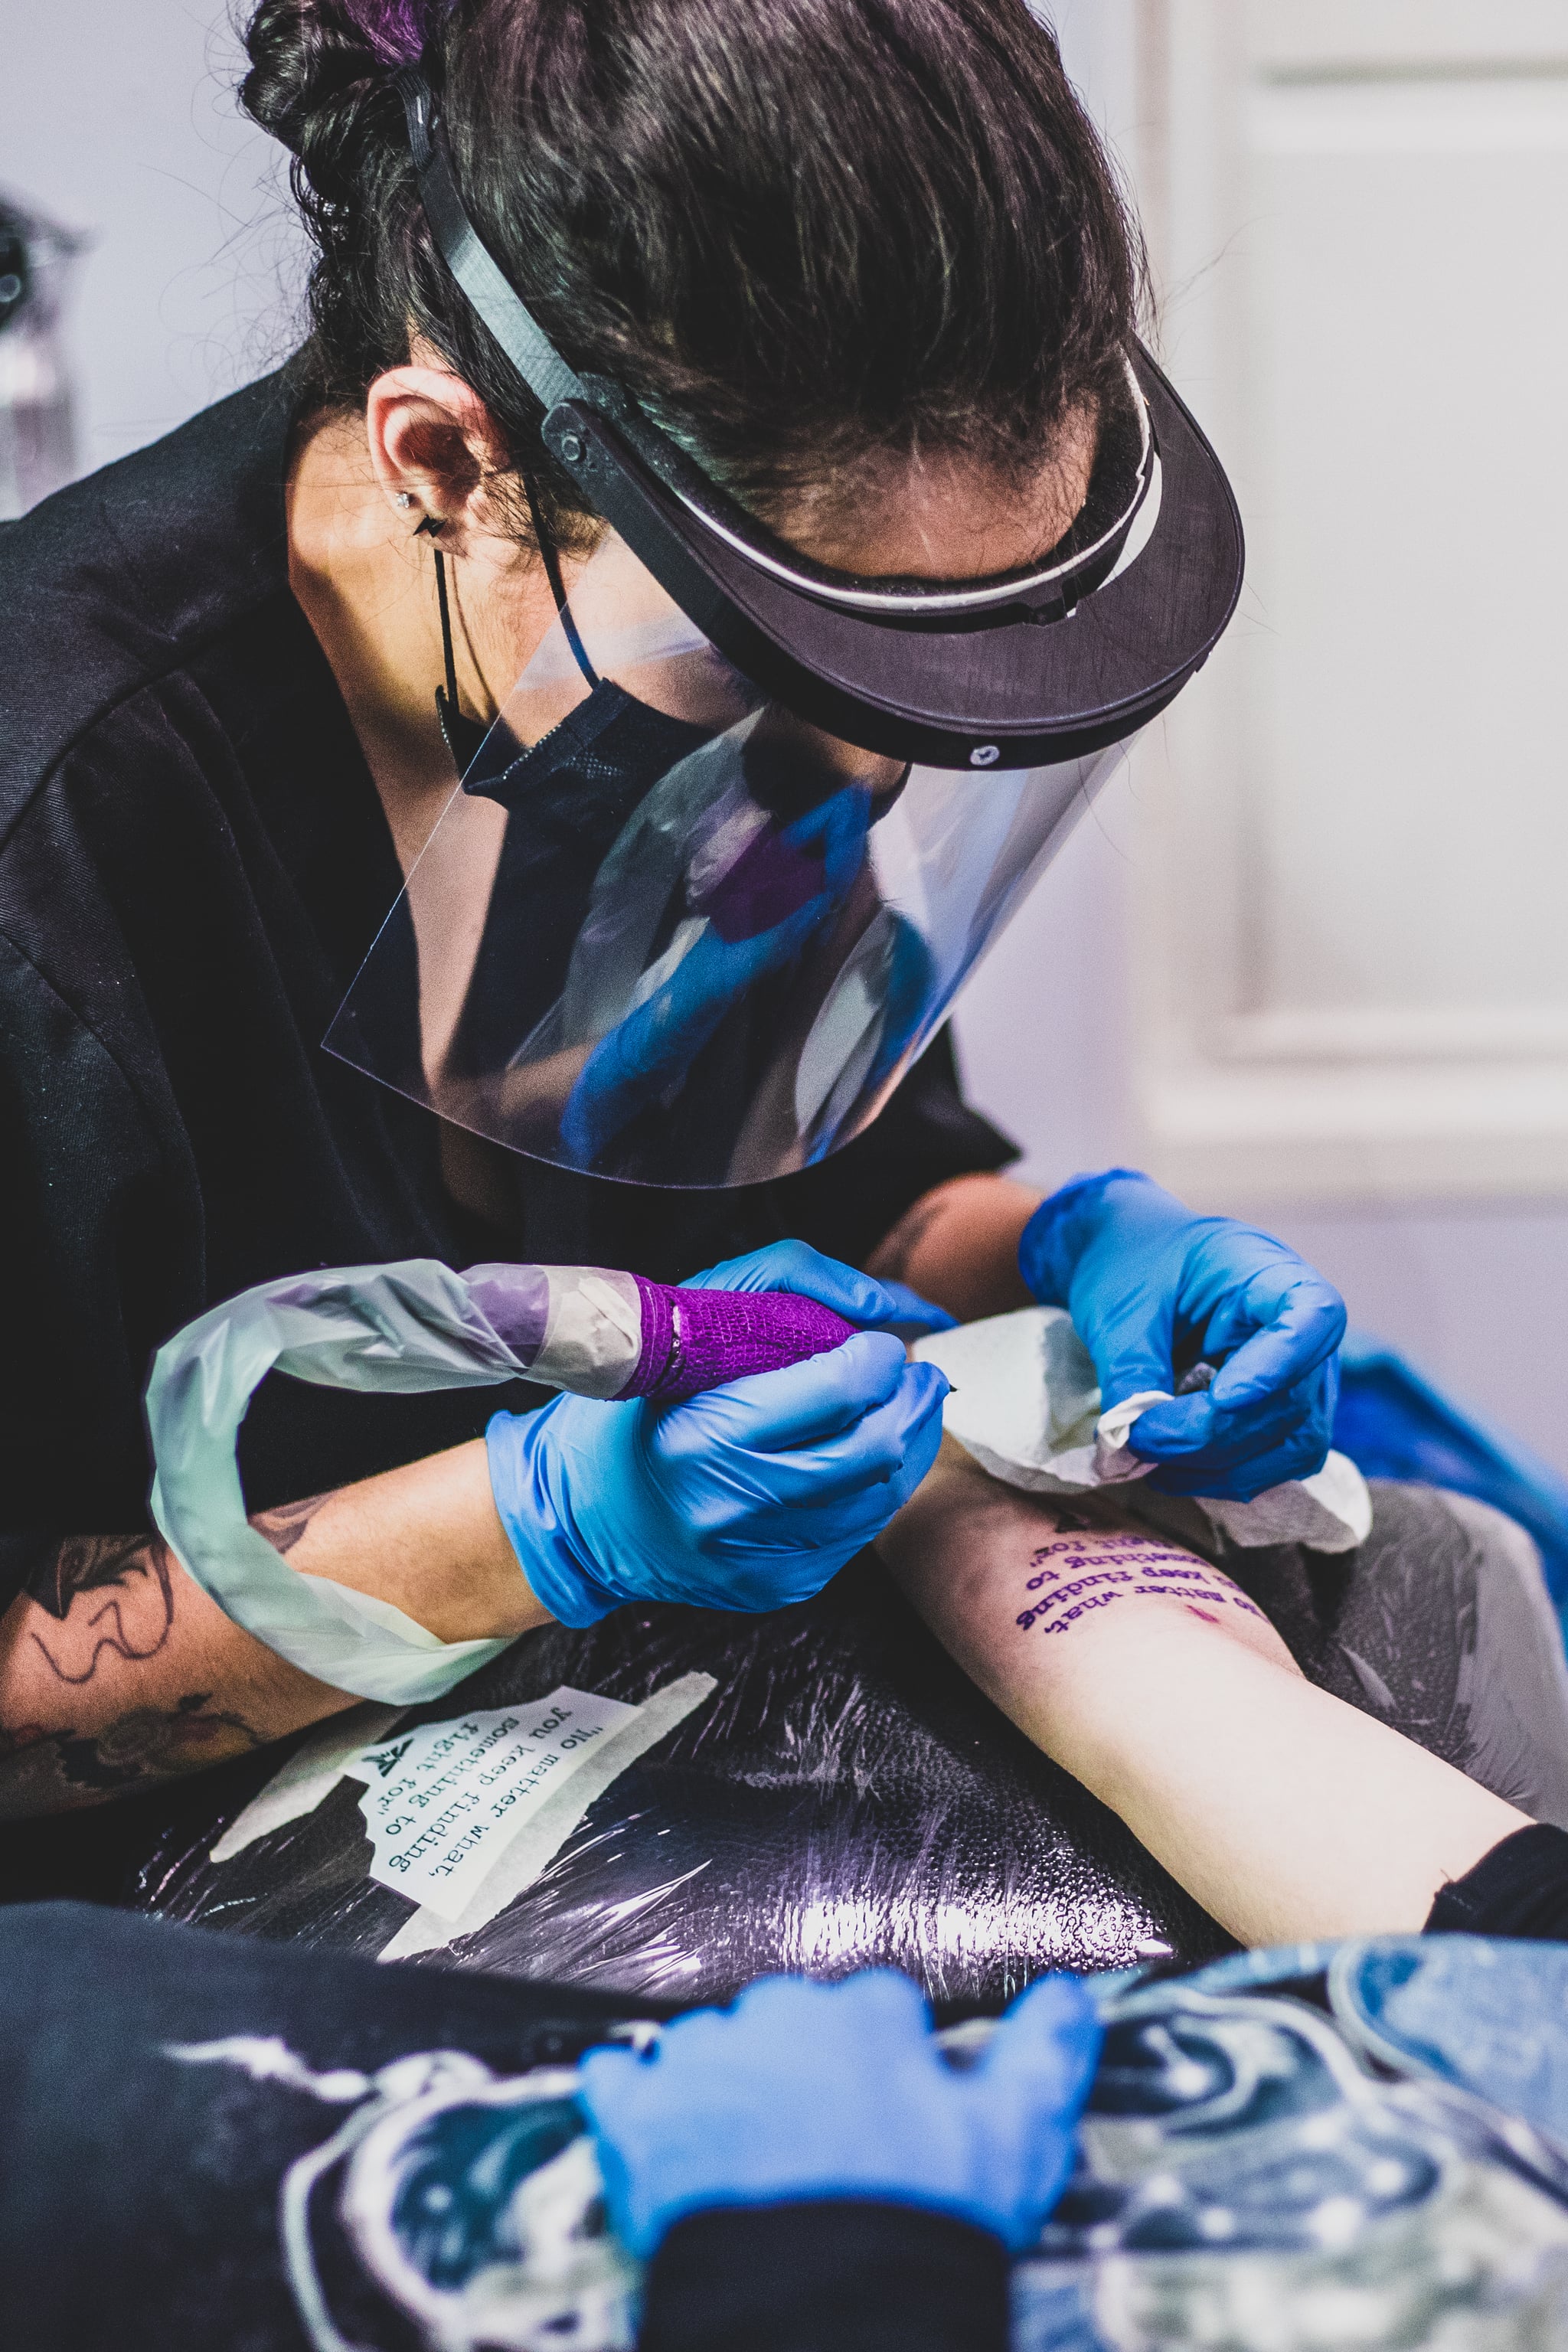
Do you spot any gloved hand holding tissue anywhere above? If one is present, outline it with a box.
[1018,1169,1347,1504]
[146,1243,951,1702]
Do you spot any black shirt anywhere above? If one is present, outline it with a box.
[0,371,1014,1592]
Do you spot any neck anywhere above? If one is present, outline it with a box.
[285,411,558,871]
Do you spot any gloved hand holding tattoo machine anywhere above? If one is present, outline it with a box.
[145,1242,950,1704]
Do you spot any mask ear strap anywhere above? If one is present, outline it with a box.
[524,472,601,690]
[431,542,464,740]
[413,512,472,768]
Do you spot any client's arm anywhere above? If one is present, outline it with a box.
[0,1440,545,1818]
[877,1440,1529,1945]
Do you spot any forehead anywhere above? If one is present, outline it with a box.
[769,410,1102,586]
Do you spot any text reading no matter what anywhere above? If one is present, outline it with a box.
[345,1686,641,1919]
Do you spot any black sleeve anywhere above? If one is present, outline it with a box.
[0,922,189,1558]
[1426,1822,1568,1939]
[638,2200,1011,2352]
[773,1025,1021,1268]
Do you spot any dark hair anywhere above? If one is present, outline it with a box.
[241,0,1140,545]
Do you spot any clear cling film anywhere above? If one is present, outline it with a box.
[132,1555,1230,1999]
[126,1486,1568,2007]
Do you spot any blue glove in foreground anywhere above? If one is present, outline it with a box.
[1020,1169,1346,1502]
[579,1968,1101,2259]
[487,1243,950,1625]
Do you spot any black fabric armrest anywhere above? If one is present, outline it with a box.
[639,2198,1011,2352]
[1426,1821,1568,1939]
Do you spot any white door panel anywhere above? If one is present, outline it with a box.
[1130,2,1568,1197]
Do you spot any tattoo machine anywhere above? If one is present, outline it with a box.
[144,1259,856,1704]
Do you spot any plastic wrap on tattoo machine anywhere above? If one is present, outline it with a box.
[144,1258,857,1705]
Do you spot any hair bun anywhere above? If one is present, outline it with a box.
[241,0,446,207]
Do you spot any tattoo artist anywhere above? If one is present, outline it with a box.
[0,0,1342,1836]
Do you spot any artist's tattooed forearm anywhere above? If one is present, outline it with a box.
[0,1690,264,1814]
[21,1533,177,1684]
[0,1527,271,1812]
[1014,1532,1269,1635]
[253,1491,333,1558]
[11,1498,333,1690]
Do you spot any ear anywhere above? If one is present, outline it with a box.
[365,362,514,555]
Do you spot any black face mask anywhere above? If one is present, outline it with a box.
[439,693,491,779]
[444,672,720,1089]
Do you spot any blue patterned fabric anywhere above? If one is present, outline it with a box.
[1014,1939,1568,2349]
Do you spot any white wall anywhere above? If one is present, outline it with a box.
[10,0,1567,1473]
[952,0,1145,1197]
[0,1,303,475]
[952,0,1143,1197]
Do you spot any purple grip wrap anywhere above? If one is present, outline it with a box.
[619,1278,857,1403]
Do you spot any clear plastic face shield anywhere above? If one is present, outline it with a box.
[325,531,1135,1189]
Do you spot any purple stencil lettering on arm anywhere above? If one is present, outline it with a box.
[1014,1534,1259,1635]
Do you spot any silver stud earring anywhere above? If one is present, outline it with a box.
[395,491,414,510]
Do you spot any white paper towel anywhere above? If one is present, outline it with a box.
[913,1307,1370,1552]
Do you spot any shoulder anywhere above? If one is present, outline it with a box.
[0,368,300,850]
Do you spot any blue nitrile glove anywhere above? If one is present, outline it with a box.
[486,1245,952,1625]
[1019,1169,1346,1501]
[578,1968,1101,2259]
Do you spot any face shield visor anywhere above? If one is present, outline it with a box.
[327,534,1139,1185]
[323,77,1245,1189]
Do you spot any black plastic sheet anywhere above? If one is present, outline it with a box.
[132,1553,1229,1999]
[121,1482,1568,2006]
[1186,1481,1568,1825]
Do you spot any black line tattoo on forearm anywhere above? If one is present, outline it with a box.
[23,1534,177,1684]
[253,1492,334,1558]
